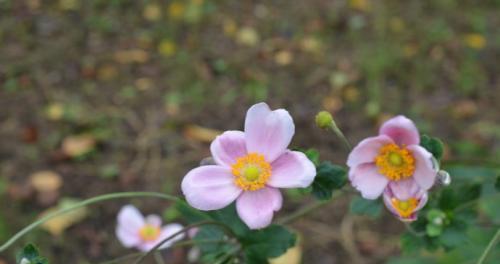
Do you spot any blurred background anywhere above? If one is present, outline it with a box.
[0,0,499,263]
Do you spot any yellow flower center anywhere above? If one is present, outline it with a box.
[231,153,272,191]
[139,224,161,242]
[375,143,415,181]
[391,198,419,218]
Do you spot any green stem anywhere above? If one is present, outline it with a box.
[476,228,500,264]
[0,192,179,252]
[331,126,352,151]
[213,245,241,264]
[277,191,342,225]
[133,221,236,264]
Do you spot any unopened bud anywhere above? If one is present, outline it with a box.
[315,111,334,129]
[437,170,451,186]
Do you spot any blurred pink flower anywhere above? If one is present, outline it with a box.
[116,205,184,252]
[347,115,437,199]
[182,102,316,229]
[383,180,428,221]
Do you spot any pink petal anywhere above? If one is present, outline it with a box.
[407,145,437,190]
[379,115,420,146]
[347,135,394,168]
[382,191,399,216]
[117,205,145,232]
[244,102,295,162]
[267,151,316,188]
[156,223,185,249]
[210,130,247,168]
[386,179,421,201]
[181,165,242,210]
[116,226,141,248]
[236,187,282,229]
[349,163,389,199]
[415,192,429,211]
[145,215,162,227]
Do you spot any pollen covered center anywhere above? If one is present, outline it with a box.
[231,153,271,191]
[391,198,418,218]
[139,224,161,242]
[375,143,415,181]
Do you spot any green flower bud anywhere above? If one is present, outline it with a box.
[315,111,334,129]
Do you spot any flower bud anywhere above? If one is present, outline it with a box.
[315,111,334,129]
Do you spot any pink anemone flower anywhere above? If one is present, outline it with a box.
[347,115,437,199]
[181,102,317,229]
[383,180,428,221]
[116,205,184,252]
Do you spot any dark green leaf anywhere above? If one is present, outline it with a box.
[241,225,296,264]
[456,183,481,204]
[208,203,250,237]
[16,244,48,264]
[175,200,211,223]
[439,226,468,249]
[438,187,459,210]
[420,135,444,161]
[311,162,347,200]
[349,196,382,218]
[495,176,500,191]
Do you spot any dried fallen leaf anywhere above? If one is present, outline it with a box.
[275,50,293,66]
[46,103,64,121]
[463,33,486,50]
[158,39,177,57]
[183,125,222,143]
[143,3,162,21]
[30,170,62,193]
[40,198,89,236]
[62,135,96,158]
[114,49,149,64]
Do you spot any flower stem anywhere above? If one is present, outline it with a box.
[476,228,500,264]
[277,191,343,225]
[133,221,237,264]
[0,192,180,252]
[330,125,352,151]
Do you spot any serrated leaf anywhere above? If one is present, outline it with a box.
[420,135,444,161]
[349,196,382,218]
[311,162,347,200]
[241,225,296,264]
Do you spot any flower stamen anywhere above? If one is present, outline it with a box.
[231,153,271,191]
[375,143,415,181]
[391,198,418,218]
[139,225,161,242]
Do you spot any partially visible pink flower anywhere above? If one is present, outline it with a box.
[181,102,316,229]
[347,115,437,199]
[383,180,428,221]
[116,205,184,252]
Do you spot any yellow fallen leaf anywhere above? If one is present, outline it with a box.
[135,78,154,91]
[223,19,238,37]
[269,233,302,264]
[46,103,64,121]
[168,2,185,19]
[62,135,96,157]
[349,0,371,12]
[59,0,80,10]
[183,125,222,143]
[236,27,259,46]
[40,198,89,236]
[97,64,119,80]
[464,33,486,49]
[300,37,322,54]
[30,171,62,193]
[143,3,162,21]
[275,50,293,66]
[158,39,177,57]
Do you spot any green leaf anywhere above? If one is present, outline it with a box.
[420,135,444,161]
[16,244,48,264]
[495,176,500,191]
[426,223,443,237]
[311,162,347,200]
[241,225,296,264]
[303,148,320,166]
[349,196,382,218]
[479,193,500,224]
[208,203,250,237]
[400,232,424,254]
[439,226,468,249]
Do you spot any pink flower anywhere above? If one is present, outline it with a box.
[116,205,184,252]
[181,102,317,229]
[383,180,428,221]
[347,115,437,199]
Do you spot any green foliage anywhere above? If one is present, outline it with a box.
[311,162,347,200]
[349,197,382,218]
[420,135,444,162]
[303,148,320,166]
[16,244,48,264]
[241,225,296,264]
